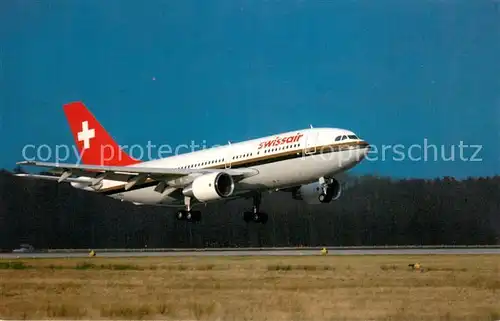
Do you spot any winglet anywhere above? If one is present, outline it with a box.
[63,102,141,166]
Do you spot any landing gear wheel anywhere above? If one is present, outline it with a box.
[242,193,268,224]
[176,196,202,222]
[176,210,201,222]
[318,186,334,203]
[243,211,268,224]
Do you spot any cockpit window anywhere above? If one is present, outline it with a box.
[336,134,359,141]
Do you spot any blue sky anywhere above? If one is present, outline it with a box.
[1,0,499,178]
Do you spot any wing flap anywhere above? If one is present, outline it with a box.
[16,161,259,185]
[14,173,93,185]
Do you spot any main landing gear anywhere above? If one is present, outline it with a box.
[176,196,201,222]
[176,210,201,222]
[243,193,268,224]
[175,194,270,224]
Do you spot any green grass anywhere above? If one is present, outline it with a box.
[0,255,499,320]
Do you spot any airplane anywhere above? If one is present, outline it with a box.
[15,101,370,224]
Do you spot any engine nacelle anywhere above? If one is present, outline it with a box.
[292,178,342,205]
[182,172,235,202]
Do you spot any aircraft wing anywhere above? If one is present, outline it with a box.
[16,160,258,190]
[14,173,97,185]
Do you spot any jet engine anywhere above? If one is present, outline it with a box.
[182,172,235,202]
[292,178,342,205]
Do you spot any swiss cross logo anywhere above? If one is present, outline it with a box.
[77,121,95,149]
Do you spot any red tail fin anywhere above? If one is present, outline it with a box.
[63,101,141,166]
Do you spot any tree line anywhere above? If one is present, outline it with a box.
[0,168,498,250]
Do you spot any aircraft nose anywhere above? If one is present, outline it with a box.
[359,140,370,149]
[358,140,371,158]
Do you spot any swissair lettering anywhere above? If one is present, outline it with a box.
[258,133,303,149]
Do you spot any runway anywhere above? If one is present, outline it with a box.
[2,248,500,259]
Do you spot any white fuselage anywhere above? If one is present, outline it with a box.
[74,128,369,207]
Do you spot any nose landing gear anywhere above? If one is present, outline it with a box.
[318,177,335,203]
